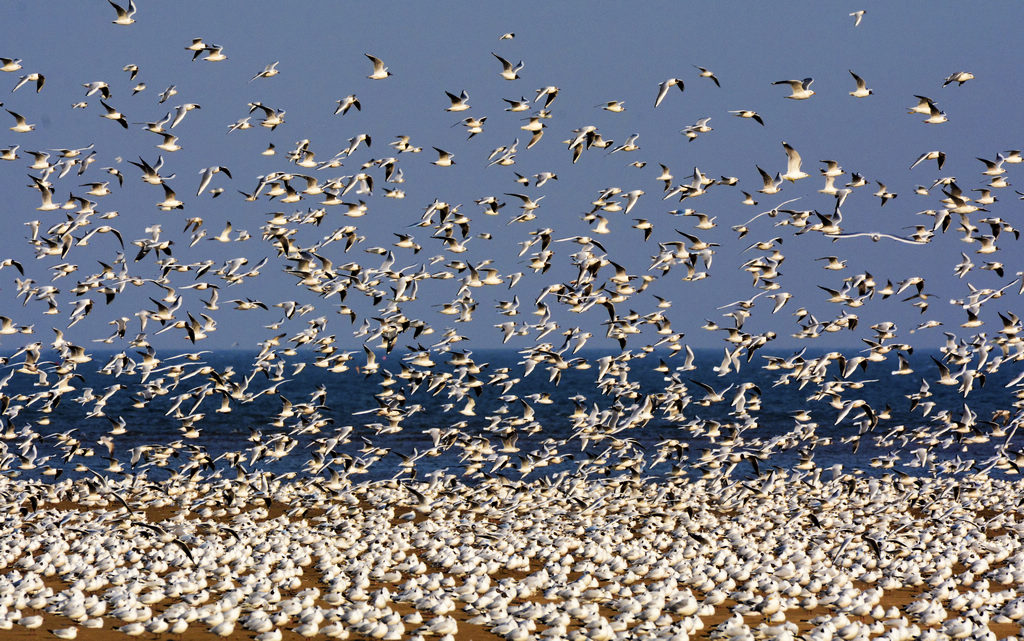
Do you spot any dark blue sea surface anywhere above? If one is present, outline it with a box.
[3,348,1019,485]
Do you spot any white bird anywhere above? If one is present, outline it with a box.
[492,53,523,80]
[197,166,232,196]
[6,109,34,132]
[781,142,808,182]
[910,150,945,170]
[432,147,454,167]
[12,72,45,93]
[108,0,136,25]
[729,109,764,126]
[831,231,927,244]
[850,10,866,26]
[250,61,280,82]
[773,77,815,99]
[694,66,720,87]
[848,70,872,97]
[365,54,391,79]
[654,78,684,107]
[334,94,360,115]
[943,71,974,86]
[445,90,470,112]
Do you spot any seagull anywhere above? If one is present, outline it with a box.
[728,110,764,126]
[155,131,181,152]
[503,96,530,112]
[250,61,280,82]
[365,54,391,79]
[156,183,184,210]
[535,85,559,108]
[334,94,360,115]
[492,53,523,80]
[654,78,684,107]
[82,81,111,99]
[99,100,128,128]
[200,45,227,62]
[873,182,897,206]
[908,95,936,114]
[694,66,720,87]
[158,85,177,103]
[756,166,783,194]
[781,142,808,182]
[923,102,947,124]
[848,70,872,97]
[432,147,454,167]
[910,150,945,170]
[12,72,45,93]
[773,77,815,99]
[185,38,206,59]
[943,71,974,86]
[6,109,34,133]
[197,166,232,196]
[850,10,866,26]
[0,57,22,73]
[108,0,136,25]
[831,231,927,244]
[445,90,470,112]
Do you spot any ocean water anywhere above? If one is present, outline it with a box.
[3,348,1019,485]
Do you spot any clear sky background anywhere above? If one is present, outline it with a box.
[1,1,1022,354]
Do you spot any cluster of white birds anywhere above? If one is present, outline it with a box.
[0,2,1022,640]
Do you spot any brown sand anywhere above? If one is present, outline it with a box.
[4,495,1022,641]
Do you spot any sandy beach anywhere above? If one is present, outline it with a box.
[2,470,1022,641]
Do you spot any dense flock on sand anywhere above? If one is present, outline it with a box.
[0,2,1023,640]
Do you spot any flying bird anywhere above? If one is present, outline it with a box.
[365,54,391,79]
[492,53,523,80]
[654,78,684,107]
[848,70,872,97]
[781,142,808,182]
[773,77,815,100]
[729,110,764,126]
[107,0,136,25]
[694,66,720,87]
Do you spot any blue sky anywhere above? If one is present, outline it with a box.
[1,1,1022,353]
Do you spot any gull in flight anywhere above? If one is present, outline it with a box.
[12,73,45,93]
[848,70,872,97]
[830,231,927,245]
[694,66,720,87]
[910,150,945,170]
[850,10,865,26]
[492,53,523,80]
[108,0,136,25]
[943,71,974,87]
[6,109,34,133]
[365,54,391,79]
[334,95,360,115]
[729,110,764,126]
[445,90,470,112]
[773,77,815,100]
[432,147,454,167]
[250,61,280,82]
[781,142,808,182]
[654,78,684,107]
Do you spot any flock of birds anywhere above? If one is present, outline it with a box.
[0,3,1022,640]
